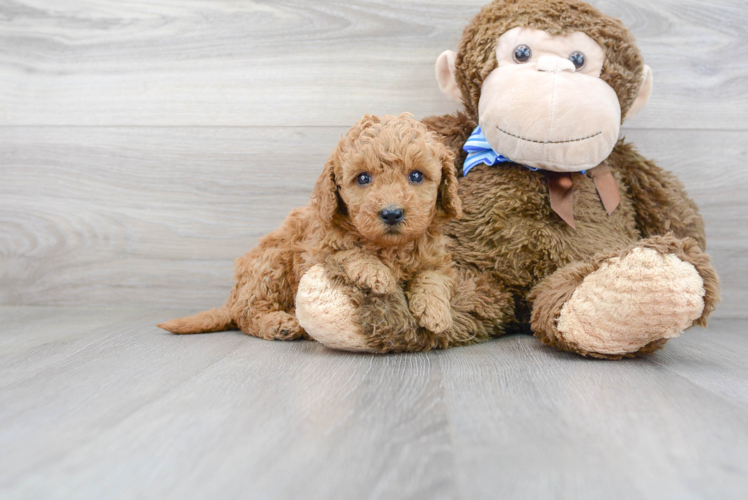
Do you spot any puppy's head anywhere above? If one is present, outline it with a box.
[313,113,461,247]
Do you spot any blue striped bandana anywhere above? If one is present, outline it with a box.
[463,125,533,175]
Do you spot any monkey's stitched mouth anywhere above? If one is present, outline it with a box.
[497,126,602,144]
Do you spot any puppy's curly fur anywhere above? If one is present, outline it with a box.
[158,114,463,340]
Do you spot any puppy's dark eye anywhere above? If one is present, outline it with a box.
[356,173,371,186]
[513,45,532,63]
[569,51,585,71]
[409,171,424,184]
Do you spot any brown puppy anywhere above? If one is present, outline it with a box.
[158,114,462,341]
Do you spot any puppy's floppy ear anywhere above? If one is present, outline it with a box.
[314,114,382,222]
[435,139,462,221]
[313,153,343,223]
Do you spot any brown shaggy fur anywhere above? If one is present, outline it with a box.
[417,0,721,357]
[158,114,466,342]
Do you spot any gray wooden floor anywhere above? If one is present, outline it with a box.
[1,307,747,500]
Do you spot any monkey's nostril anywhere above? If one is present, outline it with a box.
[379,207,405,226]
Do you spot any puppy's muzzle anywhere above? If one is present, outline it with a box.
[379,207,405,226]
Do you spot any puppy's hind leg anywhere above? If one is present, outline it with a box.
[229,249,308,341]
[238,307,306,341]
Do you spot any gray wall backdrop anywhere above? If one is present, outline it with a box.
[1,0,746,317]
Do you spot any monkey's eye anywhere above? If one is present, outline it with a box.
[569,51,585,71]
[356,173,372,186]
[409,171,424,184]
[513,45,532,63]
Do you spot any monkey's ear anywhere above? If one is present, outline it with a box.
[624,65,653,121]
[436,50,463,103]
[435,143,462,221]
[313,155,342,223]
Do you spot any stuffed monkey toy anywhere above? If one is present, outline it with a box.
[296,0,720,359]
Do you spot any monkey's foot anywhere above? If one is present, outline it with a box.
[296,264,375,352]
[531,236,719,358]
[557,247,704,355]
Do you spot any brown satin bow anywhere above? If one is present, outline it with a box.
[545,164,620,229]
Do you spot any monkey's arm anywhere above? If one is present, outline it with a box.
[613,140,706,250]
[421,112,477,176]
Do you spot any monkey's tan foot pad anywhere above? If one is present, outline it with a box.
[296,264,376,352]
[557,247,706,356]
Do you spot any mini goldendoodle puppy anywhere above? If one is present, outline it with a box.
[158,114,465,343]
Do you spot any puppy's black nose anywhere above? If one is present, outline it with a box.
[379,207,404,226]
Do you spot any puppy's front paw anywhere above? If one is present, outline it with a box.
[409,294,452,334]
[347,262,397,295]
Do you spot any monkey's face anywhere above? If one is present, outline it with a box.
[478,27,620,173]
[436,2,653,173]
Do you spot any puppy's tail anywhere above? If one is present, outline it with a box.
[157,306,236,334]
